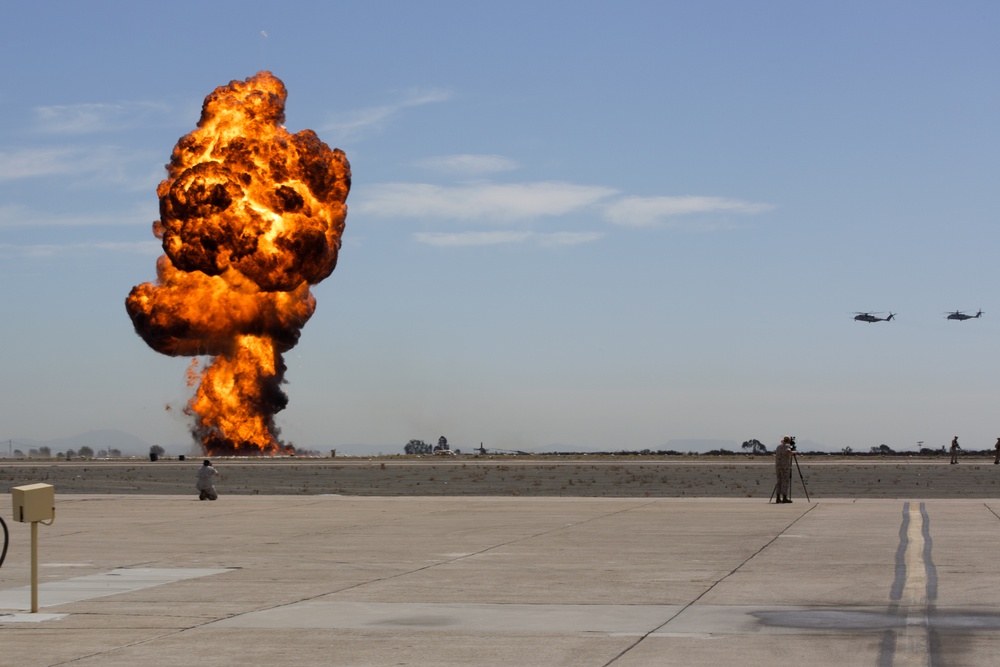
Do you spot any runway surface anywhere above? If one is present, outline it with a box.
[2,495,1000,665]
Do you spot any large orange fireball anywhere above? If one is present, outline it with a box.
[126,71,350,455]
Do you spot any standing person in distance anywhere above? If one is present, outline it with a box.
[994,437,1000,465]
[197,459,220,500]
[774,436,794,504]
[950,436,961,465]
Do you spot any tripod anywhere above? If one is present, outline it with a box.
[769,452,810,503]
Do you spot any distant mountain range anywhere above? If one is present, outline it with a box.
[662,439,741,452]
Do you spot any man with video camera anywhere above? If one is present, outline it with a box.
[774,436,796,503]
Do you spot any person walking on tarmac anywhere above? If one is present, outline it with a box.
[774,436,794,503]
[994,437,1000,465]
[950,436,961,465]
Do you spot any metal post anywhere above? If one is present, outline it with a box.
[31,521,39,612]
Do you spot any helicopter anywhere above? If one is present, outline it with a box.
[946,310,983,321]
[853,312,895,323]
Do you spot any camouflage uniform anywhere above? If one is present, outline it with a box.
[197,462,219,500]
[774,442,793,502]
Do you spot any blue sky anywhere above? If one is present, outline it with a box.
[2,1,998,455]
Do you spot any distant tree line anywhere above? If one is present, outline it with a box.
[741,439,768,455]
[393,435,997,458]
[5,446,127,459]
[404,439,432,455]
[404,436,458,455]
[539,449,685,456]
[518,441,999,457]
[535,448,998,457]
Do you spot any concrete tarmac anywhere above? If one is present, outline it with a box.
[2,495,1000,666]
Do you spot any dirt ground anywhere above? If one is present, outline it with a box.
[3,455,1000,499]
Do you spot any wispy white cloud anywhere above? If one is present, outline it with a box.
[536,231,605,246]
[90,240,161,253]
[0,203,158,228]
[357,165,771,249]
[0,145,160,190]
[414,230,603,247]
[604,195,774,228]
[322,88,452,142]
[33,101,171,134]
[414,231,533,247]
[0,148,80,180]
[356,181,618,222]
[415,154,519,176]
[0,240,161,259]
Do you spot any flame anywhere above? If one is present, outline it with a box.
[126,72,350,455]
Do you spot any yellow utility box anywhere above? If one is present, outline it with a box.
[12,483,55,523]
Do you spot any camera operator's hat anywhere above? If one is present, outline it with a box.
[781,435,793,444]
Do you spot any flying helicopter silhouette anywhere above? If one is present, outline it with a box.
[853,312,895,323]
[946,310,983,321]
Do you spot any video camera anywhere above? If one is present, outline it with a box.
[786,436,797,452]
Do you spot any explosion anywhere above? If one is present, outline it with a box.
[126,72,350,455]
